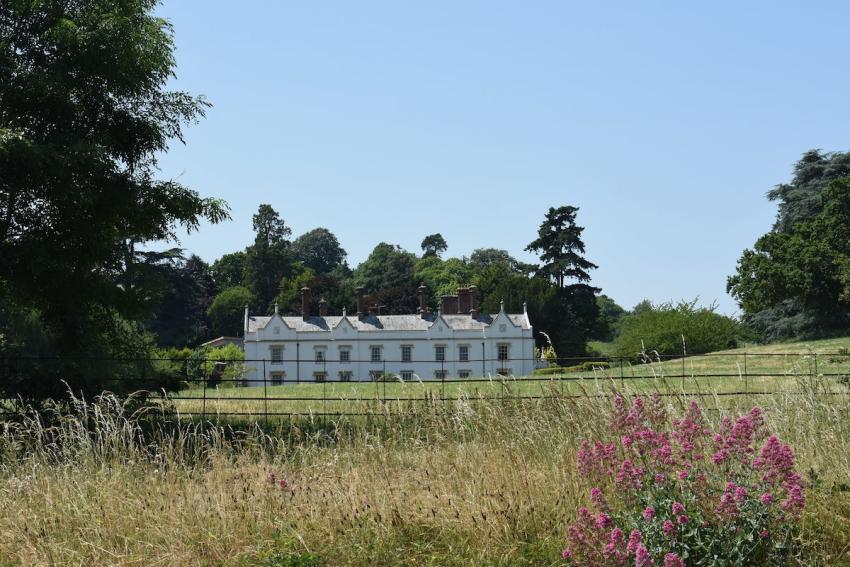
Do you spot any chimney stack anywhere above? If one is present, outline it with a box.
[457,285,470,314]
[417,282,428,318]
[301,287,311,320]
[440,294,459,315]
[355,286,366,320]
[469,285,479,317]
[318,297,328,317]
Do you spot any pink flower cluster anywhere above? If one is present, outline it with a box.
[561,396,805,565]
[266,468,288,490]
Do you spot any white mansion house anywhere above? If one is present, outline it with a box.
[242,284,535,385]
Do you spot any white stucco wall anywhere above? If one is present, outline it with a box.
[242,312,534,386]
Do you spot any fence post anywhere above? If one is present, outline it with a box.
[201,358,207,423]
[263,358,268,425]
[744,351,748,394]
[620,356,625,388]
[814,353,818,387]
[383,360,387,401]
[681,345,686,390]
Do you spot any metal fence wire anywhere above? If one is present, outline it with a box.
[1,350,849,420]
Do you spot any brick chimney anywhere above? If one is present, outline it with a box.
[469,285,479,317]
[440,295,459,315]
[417,282,428,317]
[457,285,470,314]
[301,286,311,320]
[355,286,366,320]
[318,297,328,317]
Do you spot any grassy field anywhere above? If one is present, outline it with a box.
[0,380,848,565]
[167,336,850,418]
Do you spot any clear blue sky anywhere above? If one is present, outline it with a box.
[154,1,850,314]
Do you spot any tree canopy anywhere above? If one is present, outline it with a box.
[292,228,347,274]
[421,233,448,258]
[728,150,850,341]
[0,0,228,397]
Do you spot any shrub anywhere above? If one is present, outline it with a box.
[615,300,741,358]
[562,396,803,565]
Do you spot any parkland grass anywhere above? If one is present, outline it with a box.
[0,376,848,565]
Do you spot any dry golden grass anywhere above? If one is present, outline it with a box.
[0,382,848,566]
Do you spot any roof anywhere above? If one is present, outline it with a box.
[247,313,530,333]
[200,336,244,347]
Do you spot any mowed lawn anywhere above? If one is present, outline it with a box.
[167,336,850,417]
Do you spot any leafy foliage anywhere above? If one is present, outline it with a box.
[526,206,598,288]
[767,149,850,233]
[729,176,850,340]
[352,243,418,314]
[420,233,448,258]
[207,286,252,337]
[0,0,228,398]
[615,300,741,357]
[291,228,347,274]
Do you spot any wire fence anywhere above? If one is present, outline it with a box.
[1,350,849,420]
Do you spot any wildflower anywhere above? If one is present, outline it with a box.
[635,543,654,566]
[626,529,642,554]
[279,478,288,490]
[663,553,685,567]
[616,459,644,492]
[760,492,774,505]
[662,520,675,536]
[561,548,572,559]
[782,482,805,517]
[760,529,769,538]
[610,527,625,545]
[654,473,666,484]
[590,487,608,510]
[734,485,748,503]
[266,470,276,484]
[596,512,613,529]
[671,501,685,515]
[642,506,655,521]
[676,515,688,525]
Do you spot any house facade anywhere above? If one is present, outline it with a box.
[242,284,534,385]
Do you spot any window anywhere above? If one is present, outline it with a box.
[314,349,325,363]
[273,326,281,335]
[313,372,327,383]
[497,368,512,376]
[435,370,447,380]
[270,346,283,364]
[369,370,383,381]
[370,346,382,362]
[459,345,469,362]
[338,371,352,382]
[498,343,510,361]
[401,345,412,363]
[499,324,507,332]
[435,345,446,362]
[401,371,413,381]
[339,348,351,363]
[458,370,470,379]
[270,372,284,385]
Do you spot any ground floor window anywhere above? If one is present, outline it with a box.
[435,370,447,380]
[270,372,284,385]
[400,371,413,381]
[313,372,327,383]
[497,368,512,376]
[338,370,352,382]
[458,370,470,379]
[369,370,383,381]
